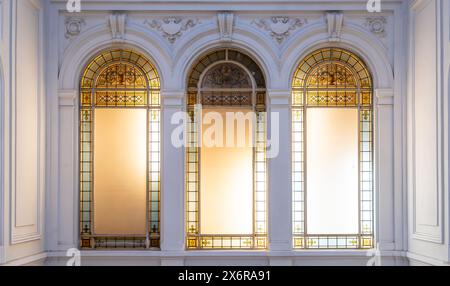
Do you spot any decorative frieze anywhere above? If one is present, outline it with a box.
[253,16,307,44]
[145,17,199,44]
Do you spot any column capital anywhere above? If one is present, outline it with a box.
[267,89,291,107]
[375,88,394,106]
[161,89,185,107]
[58,89,77,107]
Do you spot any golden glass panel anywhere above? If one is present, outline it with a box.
[186,49,267,250]
[93,109,147,235]
[95,63,147,89]
[79,49,161,249]
[200,108,254,235]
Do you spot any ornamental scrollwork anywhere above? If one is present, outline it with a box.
[253,16,307,44]
[145,16,199,44]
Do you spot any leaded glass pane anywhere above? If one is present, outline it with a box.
[79,49,160,249]
[292,48,374,249]
[186,49,267,249]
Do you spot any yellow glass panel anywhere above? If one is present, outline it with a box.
[200,108,253,235]
[93,109,147,235]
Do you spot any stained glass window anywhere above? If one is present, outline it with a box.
[292,48,374,249]
[186,49,267,250]
[80,50,160,249]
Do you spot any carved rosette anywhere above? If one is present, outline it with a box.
[65,17,85,39]
[365,17,387,37]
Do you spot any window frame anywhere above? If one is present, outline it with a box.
[292,48,374,249]
[185,49,268,250]
[79,49,161,249]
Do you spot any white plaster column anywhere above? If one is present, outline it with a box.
[160,90,185,266]
[375,88,396,251]
[56,89,79,251]
[267,90,293,265]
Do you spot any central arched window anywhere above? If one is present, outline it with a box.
[186,49,267,249]
[292,48,374,249]
[79,50,160,249]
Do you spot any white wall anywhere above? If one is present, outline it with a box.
[0,0,46,266]
[407,0,450,266]
[0,0,5,266]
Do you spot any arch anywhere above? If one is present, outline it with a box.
[291,47,374,249]
[78,49,161,249]
[58,24,170,91]
[186,48,267,110]
[174,27,276,90]
[185,48,268,250]
[292,47,373,107]
[79,49,160,107]
[282,22,394,90]
[188,49,266,90]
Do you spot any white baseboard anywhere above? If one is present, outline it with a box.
[2,252,47,266]
[407,252,450,266]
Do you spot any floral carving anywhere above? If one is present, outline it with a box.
[145,17,199,43]
[253,16,307,44]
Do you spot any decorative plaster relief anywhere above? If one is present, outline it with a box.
[145,16,199,44]
[365,16,387,38]
[326,12,344,42]
[217,12,234,41]
[253,16,307,44]
[109,13,127,40]
[65,17,85,39]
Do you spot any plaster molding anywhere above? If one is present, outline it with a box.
[326,11,344,42]
[375,88,394,105]
[145,16,199,44]
[365,16,387,38]
[109,12,127,40]
[217,12,234,42]
[58,89,77,106]
[64,16,85,39]
[161,90,185,107]
[252,16,307,44]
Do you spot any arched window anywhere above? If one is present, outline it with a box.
[186,49,267,249]
[79,50,160,249]
[292,48,374,249]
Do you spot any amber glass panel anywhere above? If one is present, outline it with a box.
[93,109,147,235]
[200,108,254,235]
